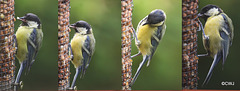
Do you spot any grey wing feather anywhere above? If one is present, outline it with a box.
[147,24,166,67]
[81,35,92,78]
[221,13,233,45]
[26,28,38,74]
[220,14,232,67]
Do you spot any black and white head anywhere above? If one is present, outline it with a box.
[70,20,92,35]
[17,13,41,29]
[144,9,166,27]
[198,4,223,21]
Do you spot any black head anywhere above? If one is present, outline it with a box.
[144,9,166,26]
[198,4,223,21]
[18,13,41,28]
[70,20,91,34]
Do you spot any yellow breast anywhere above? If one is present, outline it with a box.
[137,24,157,55]
[16,26,33,63]
[70,33,86,68]
[204,15,223,57]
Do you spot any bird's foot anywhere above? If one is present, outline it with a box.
[136,40,141,46]
[67,86,77,90]
[198,53,208,57]
[13,81,24,89]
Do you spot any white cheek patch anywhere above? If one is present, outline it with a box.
[205,8,219,16]
[27,21,38,28]
[76,27,88,34]
[152,21,164,27]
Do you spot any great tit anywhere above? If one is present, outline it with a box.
[68,20,95,89]
[130,9,166,86]
[198,4,234,86]
[15,13,43,86]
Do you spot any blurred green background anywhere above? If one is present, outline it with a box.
[198,0,240,90]
[130,0,181,90]
[14,0,181,90]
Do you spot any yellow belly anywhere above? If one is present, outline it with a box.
[16,26,33,63]
[70,34,86,68]
[137,25,156,55]
[204,15,223,57]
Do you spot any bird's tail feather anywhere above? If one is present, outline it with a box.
[146,57,151,67]
[222,39,229,70]
[70,67,81,89]
[202,53,222,86]
[130,55,149,87]
[26,60,35,75]
[15,63,25,84]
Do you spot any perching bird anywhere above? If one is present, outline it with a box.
[15,13,43,86]
[130,9,166,86]
[68,20,95,89]
[198,4,234,86]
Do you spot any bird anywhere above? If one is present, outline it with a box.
[198,4,234,86]
[14,13,43,86]
[68,20,95,89]
[130,9,166,86]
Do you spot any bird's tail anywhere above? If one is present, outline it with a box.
[130,55,149,87]
[70,67,81,89]
[26,60,35,75]
[202,53,222,86]
[15,63,25,84]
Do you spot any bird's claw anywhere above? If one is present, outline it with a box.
[136,40,141,46]
[67,86,77,90]
[206,36,209,40]
[74,86,77,90]
[13,81,24,89]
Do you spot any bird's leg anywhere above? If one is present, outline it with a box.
[131,51,141,58]
[198,19,208,39]
[131,27,140,45]
[13,63,25,89]
[13,34,18,53]
[68,43,74,60]
[130,55,149,87]
[68,67,81,90]
[198,53,209,57]
[197,19,203,32]
[196,20,209,57]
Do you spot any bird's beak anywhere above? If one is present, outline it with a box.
[198,13,203,17]
[69,24,75,28]
[17,16,26,22]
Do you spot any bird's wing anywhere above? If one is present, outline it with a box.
[146,23,166,67]
[26,28,38,74]
[220,13,232,67]
[221,13,234,46]
[80,35,92,78]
